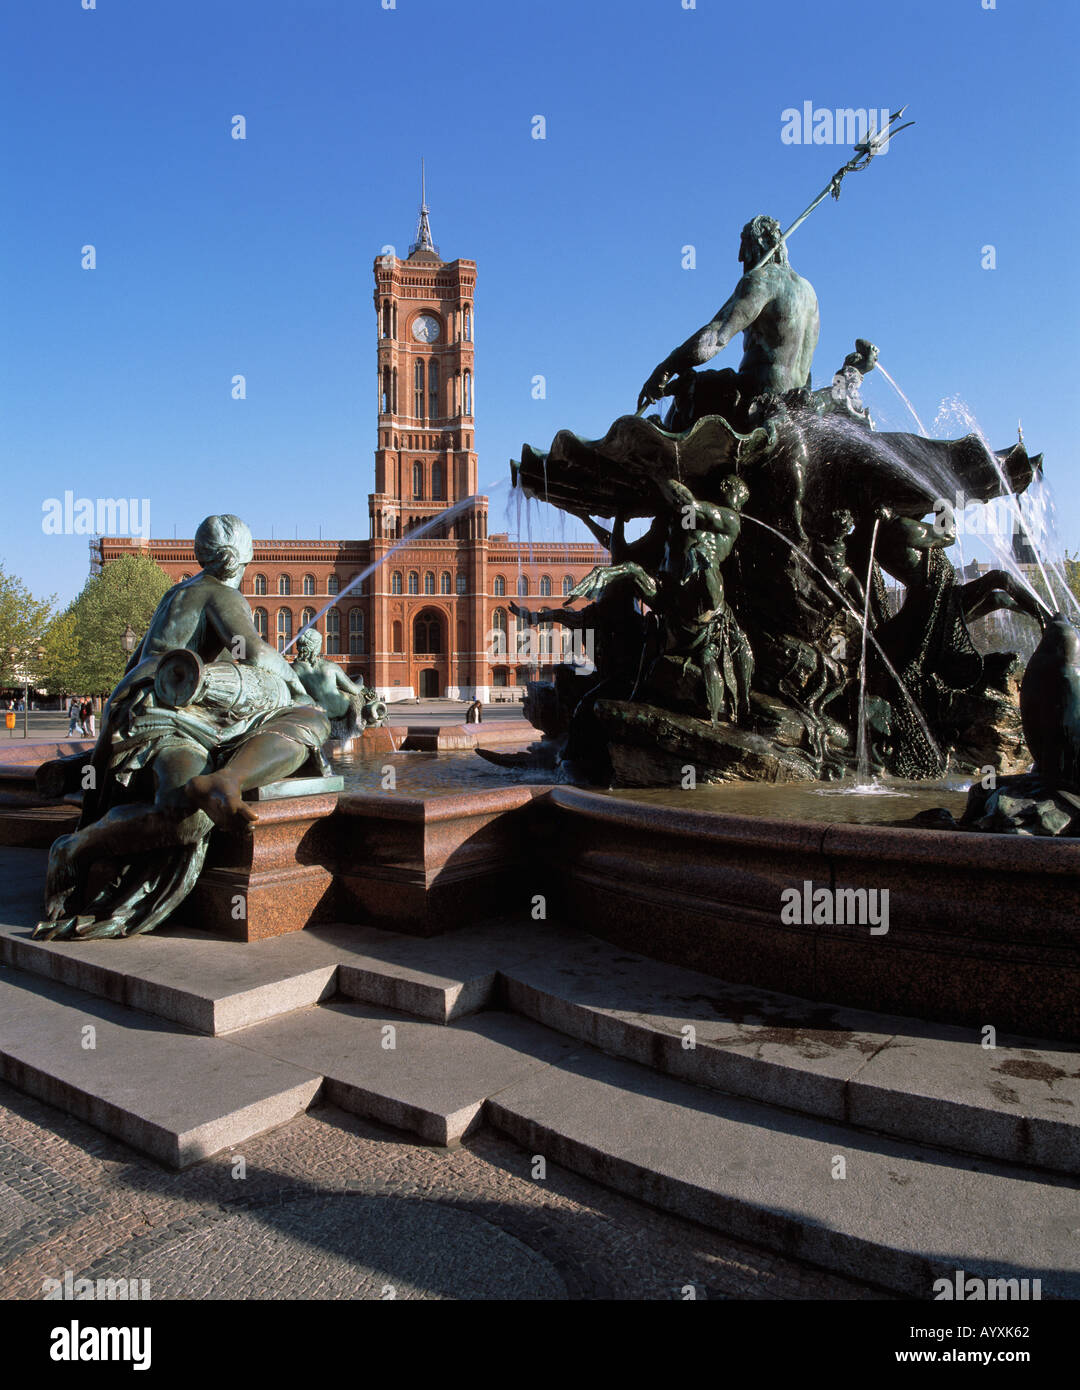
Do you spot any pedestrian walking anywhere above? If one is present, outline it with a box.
[67,698,80,736]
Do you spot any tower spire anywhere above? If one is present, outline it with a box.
[411,157,436,256]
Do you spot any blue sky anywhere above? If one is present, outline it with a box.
[2,0,1078,608]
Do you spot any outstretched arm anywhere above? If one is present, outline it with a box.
[638,276,771,408]
[334,667,364,698]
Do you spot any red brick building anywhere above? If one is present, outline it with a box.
[95,190,606,701]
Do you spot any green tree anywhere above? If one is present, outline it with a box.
[43,553,172,698]
[39,608,83,699]
[0,565,55,688]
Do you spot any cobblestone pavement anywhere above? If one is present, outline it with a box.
[0,1081,892,1301]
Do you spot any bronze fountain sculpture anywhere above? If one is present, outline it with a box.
[508,110,1075,824]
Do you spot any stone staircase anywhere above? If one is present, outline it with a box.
[2,846,1078,1297]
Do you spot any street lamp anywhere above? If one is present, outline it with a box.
[121,624,138,656]
[8,643,46,739]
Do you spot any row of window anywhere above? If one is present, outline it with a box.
[390,571,468,595]
[195,571,579,600]
[247,574,347,597]
[252,606,365,655]
[380,365,473,420]
[250,605,571,661]
[384,574,576,597]
[410,460,445,500]
[492,575,575,597]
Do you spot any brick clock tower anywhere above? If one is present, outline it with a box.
[368,169,488,699]
[96,175,607,703]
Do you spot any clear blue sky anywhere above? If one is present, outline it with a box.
[2,0,1077,608]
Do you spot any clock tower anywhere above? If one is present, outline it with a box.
[369,168,479,539]
[367,168,489,699]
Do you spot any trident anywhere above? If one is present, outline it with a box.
[747,106,915,274]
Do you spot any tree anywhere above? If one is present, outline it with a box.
[0,566,55,688]
[38,608,83,699]
[42,553,172,698]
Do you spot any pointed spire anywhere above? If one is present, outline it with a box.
[409,158,439,258]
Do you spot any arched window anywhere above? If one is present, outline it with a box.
[463,369,473,415]
[464,307,472,342]
[382,301,391,338]
[381,366,391,414]
[516,615,532,656]
[325,609,340,654]
[392,620,403,653]
[414,612,442,653]
[391,571,402,595]
[254,574,268,595]
[414,359,425,420]
[440,572,452,595]
[562,575,574,597]
[278,575,291,596]
[456,573,466,595]
[392,366,398,413]
[276,608,292,652]
[328,574,339,595]
[428,360,439,421]
[300,606,315,630]
[493,574,505,597]
[253,607,268,640]
[540,621,554,657]
[431,461,444,500]
[491,608,507,656]
[349,608,364,654]
[424,571,435,595]
[180,572,192,581]
[517,575,529,597]
[413,461,424,499]
[408,572,419,595]
[540,575,552,597]
[303,574,315,596]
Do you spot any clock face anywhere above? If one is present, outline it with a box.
[411,314,441,343]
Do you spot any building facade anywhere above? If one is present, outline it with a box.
[95,194,606,701]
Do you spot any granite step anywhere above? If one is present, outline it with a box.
[0,871,347,1035]
[484,1046,1080,1299]
[0,965,321,1168]
[228,1002,584,1145]
[331,918,581,1022]
[5,846,1077,1177]
[497,936,1080,1174]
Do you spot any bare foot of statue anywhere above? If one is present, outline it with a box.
[185,772,260,830]
[42,833,80,920]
